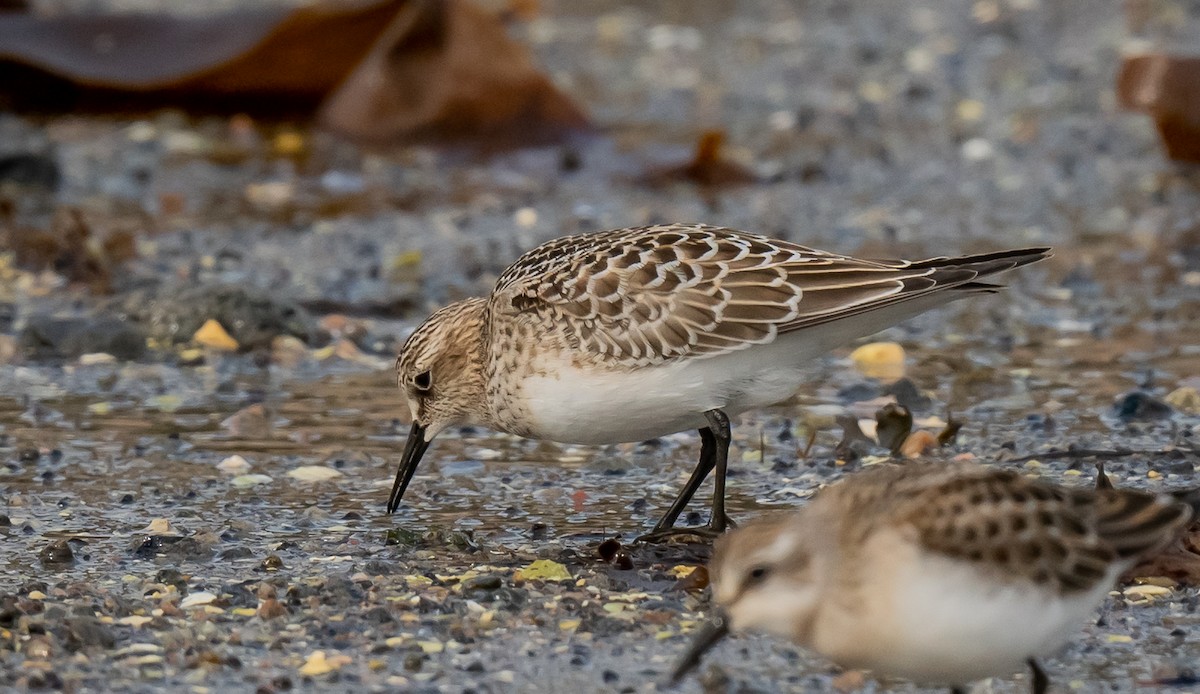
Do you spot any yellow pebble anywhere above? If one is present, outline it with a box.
[849,342,905,381]
[193,319,239,351]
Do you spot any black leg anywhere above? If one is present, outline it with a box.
[1028,659,1048,694]
[704,409,733,533]
[950,688,969,694]
[646,428,717,533]
[637,409,734,543]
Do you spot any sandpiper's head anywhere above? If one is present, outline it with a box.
[388,297,488,513]
[709,513,823,642]
[671,512,824,684]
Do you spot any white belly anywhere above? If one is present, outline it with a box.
[504,294,961,445]
[511,337,820,444]
[816,532,1118,685]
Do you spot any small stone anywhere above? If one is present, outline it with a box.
[1115,391,1173,421]
[514,207,538,229]
[257,598,287,620]
[144,518,177,535]
[193,319,239,351]
[955,99,985,123]
[849,342,905,381]
[287,466,343,482]
[231,474,273,488]
[65,618,116,650]
[78,352,117,366]
[298,650,351,676]
[597,538,621,562]
[220,405,270,438]
[1164,387,1200,414]
[1123,584,1172,601]
[514,559,572,582]
[961,137,994,161]
[461,574,502,592]
[900,429,939,458]
[39,540,74,567]
[180,592,217,609]
[271,335,309,368]
[217,455,252,474]
[87,401,113,415]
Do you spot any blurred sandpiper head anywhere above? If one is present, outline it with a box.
[671,462,1195,693]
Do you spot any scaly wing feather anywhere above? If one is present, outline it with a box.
[491,224,1047,367]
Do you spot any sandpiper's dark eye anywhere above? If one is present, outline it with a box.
[747,566,770,585]
[413,370,432,392]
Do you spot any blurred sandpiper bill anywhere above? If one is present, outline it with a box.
[671,463,1195,693]
[388,224,1048,538]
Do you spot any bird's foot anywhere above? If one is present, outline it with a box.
[635,514,736,544]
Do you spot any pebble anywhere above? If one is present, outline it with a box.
[180,592,218,609]
[194,319,240,351]
[1164,386,1200,414]
[850,342,905,381]
[961,138,994,161]
[1115,391,1174,421]
[230,474,273,488]
[286,466,343,482]
[38,540,75,567]
[217,455,252,474]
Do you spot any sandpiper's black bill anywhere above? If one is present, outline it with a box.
[669,614,729,684]
[387,421,429,514]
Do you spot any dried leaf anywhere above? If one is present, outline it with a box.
[1117,53,1200,163]
[0,0,588,147]
[644,130,757,187]
[514,559,571,582]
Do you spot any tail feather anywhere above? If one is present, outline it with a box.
[912,246,1052,274]
[779,246,1051,334]
[1091,489,1193,560]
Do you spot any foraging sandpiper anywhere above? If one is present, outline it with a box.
[671,462,1194,692]
[388,223,1049,537]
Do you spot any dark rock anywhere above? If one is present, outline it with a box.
[20,315,146,360]
[132,535,212,561]
[260,554,285,571]
[0,152,59,189]
[360,559,394,575]
[874,403,913,455]
[460,574,502,592]
[154,568,188,591]
[363,606,393,624]
[63,617,115,650]
[26,669,64,690]
[319,574,362,608]
[836,380,880,403]
[883,378,932,412]
[597,538,621,562]
[1115,391,1173,421]
[38,540,74,568]
[218,547,255,561]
